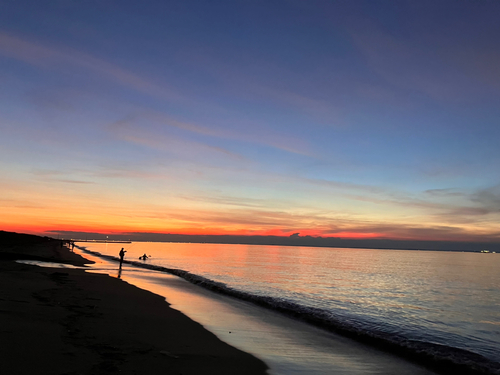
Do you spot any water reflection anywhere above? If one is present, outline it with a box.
[78,242,500,364]
[75,248,436,375]
[16,260,85,269]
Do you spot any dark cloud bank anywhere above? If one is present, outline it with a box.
[51,231,500,252]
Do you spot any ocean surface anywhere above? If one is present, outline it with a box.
[77,242,500,374]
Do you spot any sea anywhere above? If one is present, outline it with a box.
[72,242,500,375]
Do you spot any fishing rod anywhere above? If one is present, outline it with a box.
[122,242,152,260]
[124,242,136,252]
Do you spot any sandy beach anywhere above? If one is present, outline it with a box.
[0,231,268,375]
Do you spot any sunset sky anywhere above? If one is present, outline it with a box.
[1,1,499,243]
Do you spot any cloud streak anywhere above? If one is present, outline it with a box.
[108,117,246,162]
[0,32,312,158]
[0,32,184,102]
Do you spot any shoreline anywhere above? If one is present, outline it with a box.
[56,231,500,252]
[0,232,268,374]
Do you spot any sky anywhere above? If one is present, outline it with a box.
[1,0,499,243]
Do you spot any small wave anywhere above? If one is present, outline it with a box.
[81,248,500,375]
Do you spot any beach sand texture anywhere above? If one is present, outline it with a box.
[0,231,268,375]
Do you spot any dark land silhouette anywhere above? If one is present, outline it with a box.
[47,230,500,252]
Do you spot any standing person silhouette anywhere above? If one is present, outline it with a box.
[119,248,126,267]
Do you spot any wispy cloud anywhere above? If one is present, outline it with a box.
[159,207,306,228]
[0,32,184,102]
[55,179,95,184]
[179,49,343,124]
[471,185,500,212]
[348,22,485,103]
[424,188,465,198]
[0,198,48,210]
[290,170,500,227]
[138,202,500,242]
[30,169,94,185]
[343,182,500,225]
[177,193,282,209]
[90,165,167,181]
[108,117,246,161]
[117,109,313,157]
[31,169,65,177]
[0,32,314,158]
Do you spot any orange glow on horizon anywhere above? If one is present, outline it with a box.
[5,222,387,241]
[3,216,498,243]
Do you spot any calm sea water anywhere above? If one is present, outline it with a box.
[82,242,500,372]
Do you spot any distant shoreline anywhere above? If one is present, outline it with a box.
[63,232,500,252]
[6,229,499,253]
[71,239,132,243]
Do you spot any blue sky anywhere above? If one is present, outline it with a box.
[1,0,499,241]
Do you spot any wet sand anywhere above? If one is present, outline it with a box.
[0,232,268,375]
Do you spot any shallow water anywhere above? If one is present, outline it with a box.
[16,260,84,269]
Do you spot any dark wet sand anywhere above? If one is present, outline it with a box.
[0,231,268,375]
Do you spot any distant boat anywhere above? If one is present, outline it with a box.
[480,250,490,253]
